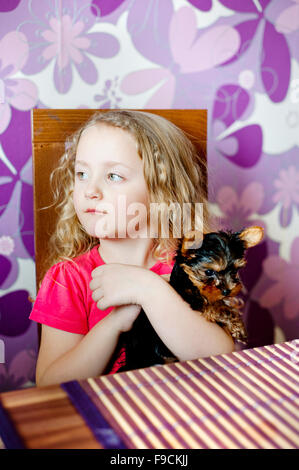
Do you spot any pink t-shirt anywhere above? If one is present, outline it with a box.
[29,245,175,374]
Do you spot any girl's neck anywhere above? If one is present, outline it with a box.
[98,237,157,269]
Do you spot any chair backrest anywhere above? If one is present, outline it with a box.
[31,109,207,294]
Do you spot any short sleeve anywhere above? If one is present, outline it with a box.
[29,262,88,334]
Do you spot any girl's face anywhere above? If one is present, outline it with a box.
[73,123,150,239]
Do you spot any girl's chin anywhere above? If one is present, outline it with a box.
[86,221,149,239]
[89,230,113,239]
[92,228,126,239]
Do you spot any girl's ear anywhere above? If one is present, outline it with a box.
[239,226,264,248]
[181,230,203,254]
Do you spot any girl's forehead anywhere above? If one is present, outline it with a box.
[76,123,141,167]
[79,122,136,143]
[78,123,137,151]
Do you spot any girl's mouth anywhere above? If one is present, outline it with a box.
[86,209,107,214]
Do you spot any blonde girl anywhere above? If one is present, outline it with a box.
[29,110,234,387]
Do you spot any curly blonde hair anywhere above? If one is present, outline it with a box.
[40,110,212,289]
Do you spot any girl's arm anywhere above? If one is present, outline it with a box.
[140,274,235,361]
[90,264,235,361]
[36,304,141,387]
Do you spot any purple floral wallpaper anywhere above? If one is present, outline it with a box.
[0,0,298,392]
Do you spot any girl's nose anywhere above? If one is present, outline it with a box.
[85,182,103,199]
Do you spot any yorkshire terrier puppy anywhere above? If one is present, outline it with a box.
[116,226,264,373]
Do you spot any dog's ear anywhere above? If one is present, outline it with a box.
[239,226,264,248]
[181,230,204,255]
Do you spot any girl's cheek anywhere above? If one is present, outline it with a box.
[72,192,80,213]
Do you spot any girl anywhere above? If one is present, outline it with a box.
[29,110,234,387]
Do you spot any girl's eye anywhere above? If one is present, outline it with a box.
[205,269,215,277]
[75,171,124,182]
[76,171,88,180]
[108,173,123,182]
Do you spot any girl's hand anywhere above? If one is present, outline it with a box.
[89,263,156,311]
[111,304,142,333]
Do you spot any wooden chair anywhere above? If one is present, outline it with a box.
[31,109,207,297]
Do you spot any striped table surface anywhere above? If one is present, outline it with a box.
[60,340,299,449]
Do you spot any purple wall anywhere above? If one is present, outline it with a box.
[0,0,298,392]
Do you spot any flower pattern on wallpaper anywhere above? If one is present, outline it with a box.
[0,289,34,391]
[243,57,299,156]
[0,0,21,13]
[17,0,120,93]
[0,291,32,336]
[272,166,299,227]
[121,3,240,107]
[0,108,34,283]
[270,0,299,64]
[0,236,15,256]
[0,181,33,289]
[218,0,292,103]
[90,0,128,18]
[0,32,38,133]
[211,84,263,168]
[275,0,299,35]
[216,182,265,232]
[210,145,299,232]
[186,0,212,11]
[260,237,299,320]
[94,77,122,108]
[0,349,36,392]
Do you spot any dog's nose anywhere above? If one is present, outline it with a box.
[222,288,230,296]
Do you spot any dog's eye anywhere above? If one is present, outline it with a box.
[205,269,215,277]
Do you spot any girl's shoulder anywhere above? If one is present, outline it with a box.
[45,245,102,283]
[71,244,103,269]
